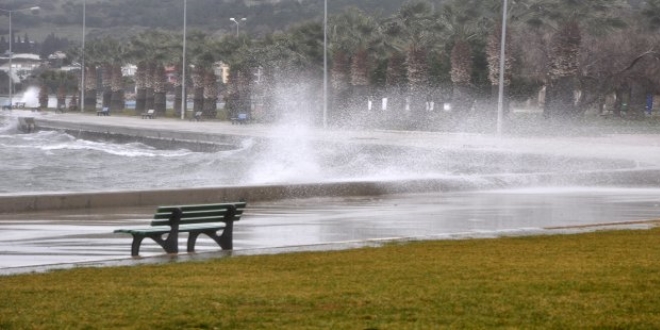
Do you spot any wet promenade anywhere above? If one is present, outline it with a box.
[1,111,660,274]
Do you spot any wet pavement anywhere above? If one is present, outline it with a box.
[2,111,660,274]
[1,187,659,275]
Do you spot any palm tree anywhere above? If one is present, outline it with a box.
[248,22,322,123]
[343,9,380,117]
[250,31,305,122]
[39,83,49,109]
[438,0,486,116]
[525,0,626,119]
[383,1,441,119]
[128,30,175,115]
[483,0,528,116]
[186,31,218,117]
[102,38,128,112]
[81,39,106,112]
[84,38,126,112]
[329,11,358,122]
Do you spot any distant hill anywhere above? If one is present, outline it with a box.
[5,0,435,44]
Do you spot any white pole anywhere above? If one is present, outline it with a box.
[181,0,187,120]
[81,0,85,112]
[323,0,328,128]
[230,18,245,37]
[496,0,508,135]
[8,11,12,108]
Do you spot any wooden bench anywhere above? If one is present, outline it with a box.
[141,109,156,119]
[97,107,110,116]
[114,202,247,256]
[231,113,249,125]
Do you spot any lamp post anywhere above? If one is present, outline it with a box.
[181,0,187,120]
[323,0,327,128]
[0,5,40,108]
[80,0,85,112]
[496,0,508,135]
[229,17,246,37]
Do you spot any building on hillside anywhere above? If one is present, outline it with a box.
[122,64,137,77]
[214,62,229,84]
[0,53,42,84]
[47,51,67,68]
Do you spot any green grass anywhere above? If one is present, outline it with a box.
[2,228,660,329]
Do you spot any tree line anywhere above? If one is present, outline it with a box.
[42,0,660,128]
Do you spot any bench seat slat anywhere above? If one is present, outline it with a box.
[156,202,247,213]
[114,223,226,234]
[151,212,243,226]
[153,209,244,220]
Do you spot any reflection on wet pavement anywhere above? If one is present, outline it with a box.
[1,187,659,274]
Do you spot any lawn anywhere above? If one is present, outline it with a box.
[1,228,660,329]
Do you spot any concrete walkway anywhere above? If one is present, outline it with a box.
[2,188,659,275]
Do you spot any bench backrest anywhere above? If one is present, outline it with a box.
[150,202,247,227]
[238,113,248,120]
[147,109,154,114]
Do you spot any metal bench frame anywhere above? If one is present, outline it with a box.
[97,107,110,116]
[114,202,247,256]
[231,113,249,125]
[141,109,156,119]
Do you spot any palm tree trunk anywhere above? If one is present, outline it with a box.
[101,63,112,109]
[84,66,97,112]
[135,61,147,112]
[39,84,49,109]
[628,79,649,118]
[331,51,351,124]
[350,49,369,117]
[57,85,66,110]
[260,67,276,122]
[487,22,513,115]
[544,21,581,119]
[450,40,473,115]
[145,63,155,111]
[386,53,406,118]
[173,62,183,116]
[153,64,167,115]
[192,67,204,113]
[613,84,628,116]
[202,71,218,118]
[110,65,124,112]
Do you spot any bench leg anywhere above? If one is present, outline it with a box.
[187,221,234,253]
[218,220,234,250]
[187,232,201,252]
[147,232,178,254]
[130,235,145,256]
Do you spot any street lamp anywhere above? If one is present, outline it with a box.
[0,5,40,109]
[323,0,327,128]
[80,0,85,112]
[181,0,187,120]
[496,0,509,135]
[229,17,246,37]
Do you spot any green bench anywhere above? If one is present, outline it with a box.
[114,202,247,256]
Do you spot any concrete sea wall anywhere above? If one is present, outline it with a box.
[2,168,660,213]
